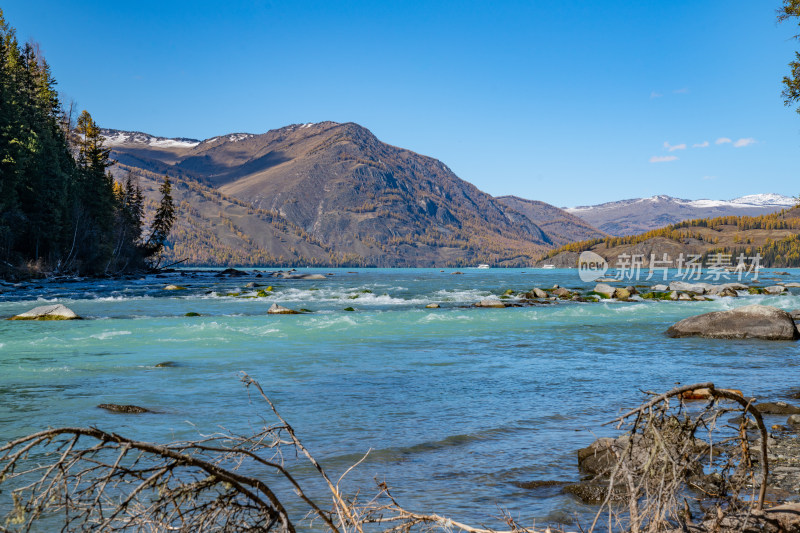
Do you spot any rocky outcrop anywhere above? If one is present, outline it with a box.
[666,305,800,340]
[10,304,81,320]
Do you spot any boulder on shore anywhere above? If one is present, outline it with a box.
[267,303,300,314]
[10,304,81,320]
[666,304,800,340]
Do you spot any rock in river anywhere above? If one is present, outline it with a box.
[666,304,800,340]
[98,404,149,414]
[267,303,300,314]
[613,287,631,299]
[764,285,787,295]
[531,288,548,298]
[755,401,800,415]
[475,298,506,308]
[10,304,81,320]
[593,283,616,298]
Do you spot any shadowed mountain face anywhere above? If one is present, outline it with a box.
[105,122,594,266]
[495,195,607,246]
[566,194,796,236]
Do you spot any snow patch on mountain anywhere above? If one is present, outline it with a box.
[101,129,200,148]
[567,194,795,212]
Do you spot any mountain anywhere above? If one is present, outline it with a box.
[495,195,607,246]
[566,194,797,236]
[103,122,593,267]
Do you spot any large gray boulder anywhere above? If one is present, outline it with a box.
[10,304,81,320]
[666,304,800,340]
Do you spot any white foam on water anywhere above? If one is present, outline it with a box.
[303,315,360,329]
[90,330,132,340]
[432,289,492,302]
[419,313,475,323]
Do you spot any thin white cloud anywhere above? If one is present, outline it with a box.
[733,137,757,148]
[715,137,732,145]
[663,141,686,152]
[650,155,678,163]
[650,91,663,99]
[692,141,709,148]
[702,175,716,180]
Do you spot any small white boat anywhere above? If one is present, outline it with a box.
[542,264,556,269]
[477,264,490,269]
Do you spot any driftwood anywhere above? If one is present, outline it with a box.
[588,382,774,533]
[0,374,550,533]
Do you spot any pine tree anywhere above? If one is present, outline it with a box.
[0,9,159,277]
[144,175,176,266]
[73,110,117,271]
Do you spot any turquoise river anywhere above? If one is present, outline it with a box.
[1,267,799,529]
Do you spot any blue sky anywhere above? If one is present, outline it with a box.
[3,1,799,206]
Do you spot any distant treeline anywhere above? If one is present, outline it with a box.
[0,10,173,277]
[545,208,800,267]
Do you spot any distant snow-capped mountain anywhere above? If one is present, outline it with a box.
[566,194,796,236]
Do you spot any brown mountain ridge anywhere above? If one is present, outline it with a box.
[104,122,602,267]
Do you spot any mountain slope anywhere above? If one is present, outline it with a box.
[495,195,607,246]
[567,194,796,236]
[104,122,565,266]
